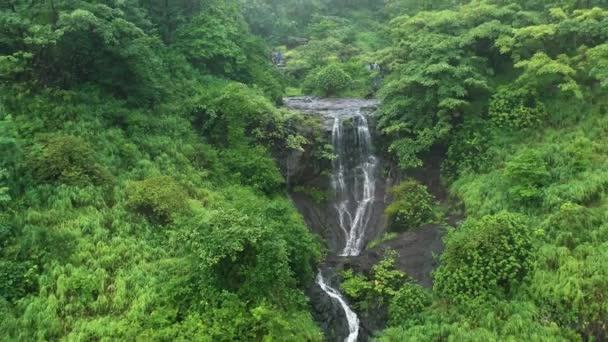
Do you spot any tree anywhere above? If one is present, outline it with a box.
[514,52,582,99]
[303,63,352,96]
[175,1,247,75]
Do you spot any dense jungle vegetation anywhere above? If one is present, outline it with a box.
[1,0,607,341]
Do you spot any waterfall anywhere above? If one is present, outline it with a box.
[324,107,378,341]
[283,97,379,342]
[331,112,378,257]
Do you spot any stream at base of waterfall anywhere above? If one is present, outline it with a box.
[284,98,379,342]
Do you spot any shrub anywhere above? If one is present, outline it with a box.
[221,147,284,194]
[434,212,534,300]
[542,202,604,249]
[372,249,408,298]
[385,180,436,232]
[27,136,110,186]
[0,260,38,301]
[341,249,407,311]
[504,149,550,204]
[444,118,492,180]
[341,269,374,305]
[125,176,189,224]
[0,169,9,208]
[388,282,431,326]
[489,86,546,128]
[303,64,352,96]
[195,82,284,148]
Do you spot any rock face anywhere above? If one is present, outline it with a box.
[280,97,448,341]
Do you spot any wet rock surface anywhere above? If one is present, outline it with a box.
[348,224,444,288]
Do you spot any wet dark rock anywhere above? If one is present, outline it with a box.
[349,224,445,288]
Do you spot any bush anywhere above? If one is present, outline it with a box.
[196,82,281,148]
[434,212,534,300]
[542,202,605,249]
[0,260,38,301]
[340,269,374,305]
[125,176,189,224]
[504,149,550,204]
[27,136,110,186]
[341,249,407,311]
[385,180,436,232]
[222,147,284,194]
[388,282,431,326]
[303,64,352,96]
[489,86,546,128]
[444,118,493,180]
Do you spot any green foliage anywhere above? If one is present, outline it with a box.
[504,149,551,204]
[194,82,286,148]
[377,299,578,341]
[372,250,409,297]
[303,64,353,97]
[27,136,111,186]
[584,44,608,89]
[434,212,535,300]
[489,86,546,128]
[514,52,583,99]
[443,118,493,179]
[341,269,374,302]
[0,1,324,340]
[0,113,19,172]
[0,169,9,207]
[541,202,606,248]
[378,2,508,167]
[2,0,608,340]
[221,147,285,194]
[175,2,245,74]
[385,180,436,232]
[388,282,431,326]
[317,1,608,340]
[367,232,399,250]
[280,5,386,98]
[125,176,190,224]
[0,260,37,301]
[0,2,169,104]
[341,250,408,312]
[293,186,330,204]
[527,240,608,340]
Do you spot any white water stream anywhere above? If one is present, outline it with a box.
[316,272,360,342]
[331,112,378,257]
[319,104,378,342]
[285,98,378,342]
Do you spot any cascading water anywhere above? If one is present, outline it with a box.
[316,272,360,342]
[318,107,378,341]
[284,97,379,342]
[331,112,378,257]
